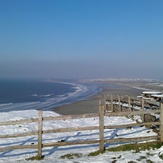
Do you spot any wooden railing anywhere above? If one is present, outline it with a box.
[0,94,162,159]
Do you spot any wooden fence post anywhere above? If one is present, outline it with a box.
[104,95,106,112]
[38,110,43,159]
[110,95,113,112]
[142,98,145,122]
[128,96,131,111]
[160,102,163,142]
[118,95,121,111]
[99,105,105,151]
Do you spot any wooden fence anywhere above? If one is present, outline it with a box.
[0,95,162,159]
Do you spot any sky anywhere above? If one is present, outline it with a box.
[0,0,163,80]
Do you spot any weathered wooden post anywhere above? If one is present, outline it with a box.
[38,110,43,159]
[104,95,107,112]
[110,95,113,112]
[141,98,145,122]
[118,95,121,111]
[99,105,105,151]
[99,96,102,109]
[160,101,163,142]
[128,96,131,111]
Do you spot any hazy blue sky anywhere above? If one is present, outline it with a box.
[0,0,163,79]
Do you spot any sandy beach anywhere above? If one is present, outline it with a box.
[53,82,147,115]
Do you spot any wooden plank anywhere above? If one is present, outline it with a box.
[0,135,158,153]
[105,135,158,143]
[0,131,37,138]
[43,139,100,148]
[0,113,98,126]
[38,110,43,159]
[104,122,160,129]
[43,126,99,134]
[43,113,98,121]
[99,105,104,151]
[0,144,37,152]
[160,102,163,142]
[0,118,38,126]
[105,110,160,117]
[0,135,157,153]
[43,135,158,148]
[0,120,159,139]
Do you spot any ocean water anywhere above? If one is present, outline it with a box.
[0,79,101,112]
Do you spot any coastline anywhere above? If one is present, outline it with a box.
[53,83,144,115]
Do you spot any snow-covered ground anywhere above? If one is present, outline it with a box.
[0,110,163,163]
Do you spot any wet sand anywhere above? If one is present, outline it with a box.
[53,83,144,115]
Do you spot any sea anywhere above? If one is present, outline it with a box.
[0,79,101,112]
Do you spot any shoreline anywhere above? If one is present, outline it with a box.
[53,83,145,115]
